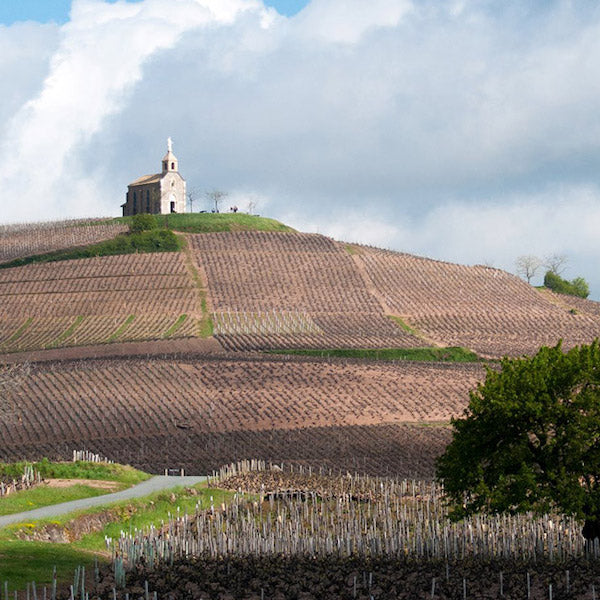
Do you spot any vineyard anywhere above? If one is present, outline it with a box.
[0,355,480,476]
[354,246,600,357]
[1,226,598,356]
[0,253,201,352]
[0,219,128,263]
[74,463,600,599]
[189,232,424,350]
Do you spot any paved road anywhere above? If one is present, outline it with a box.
[0,475,207,528]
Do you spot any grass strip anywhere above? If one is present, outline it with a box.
[267,346,482,362]
[106,314,135,342]
[199,298,213,337]
[46,316,84,348]
[5,317,33,344]
[182,243,213,338]
[0,460,150,486]
[388,315,419,336]
[117,212,294,233]
[164,314,188,338]
[0,484,117,517]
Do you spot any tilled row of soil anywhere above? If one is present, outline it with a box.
[87,555,600,599]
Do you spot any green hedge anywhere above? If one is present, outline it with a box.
[0,230,181,269]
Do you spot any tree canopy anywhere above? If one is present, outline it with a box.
[544,270,590,298]
[436,340,600,537]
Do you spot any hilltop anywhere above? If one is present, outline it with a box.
[0,214,599,476]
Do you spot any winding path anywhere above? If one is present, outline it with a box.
[0,475,207,528]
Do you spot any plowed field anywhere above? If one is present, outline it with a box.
[0,355,481,476]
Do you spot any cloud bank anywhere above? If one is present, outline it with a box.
[0,0,599,298]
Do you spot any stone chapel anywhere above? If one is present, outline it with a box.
[122,138,186,216]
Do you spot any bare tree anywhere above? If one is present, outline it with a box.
[246,199,257,215]
[0,362,30,420]
[545,253,568,276]
[515,255,542,284]
[186,187,201,213]
[206,190,228,213]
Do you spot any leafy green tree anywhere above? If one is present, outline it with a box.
[436,340,600,539]
[544,270,590,298]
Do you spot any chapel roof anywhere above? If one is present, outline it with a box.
[129,173,162,186]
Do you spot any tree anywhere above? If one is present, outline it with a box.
[206,190,228,213]
[436,340,600,539]
[545,253,568,276]
[186,186,200,213]
[515,255,541,284]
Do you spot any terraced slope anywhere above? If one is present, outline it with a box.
[190,231,423,351]
[354,246,600,357]
[0,356,482,477]
[0,219,127,264]
[0,253,202,352]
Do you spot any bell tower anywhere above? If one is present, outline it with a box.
[162,137,179,174]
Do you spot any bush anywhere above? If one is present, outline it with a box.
[129,213,157,233]
[544,271,589,298]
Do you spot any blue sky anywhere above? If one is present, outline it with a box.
[0,0,308,24]
[0,0,599,300]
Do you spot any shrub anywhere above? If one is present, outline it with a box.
[129,213,157,233]
[544,270,589,298]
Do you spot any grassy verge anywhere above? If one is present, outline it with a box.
[267,346,482,362]
[0,460,150,486]
[117,212,294,233]
[182,243,213,338]
[0,230,182,269]
[0,484,233,590]
[0,485,116,517]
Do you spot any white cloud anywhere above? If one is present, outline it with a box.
[0,0,265,222]
[0,0,599,299]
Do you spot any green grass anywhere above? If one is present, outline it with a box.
[117,212,294,233]
[388,315,419,336]
[0,540,100,592]
[164,314,188,337]
[267,346,481,362]
[0,460,150,486]
[0,485,116,517]
[106,314,135,342]
[46,316,84,348]
[6,317,33,344]
[0,484,234,590]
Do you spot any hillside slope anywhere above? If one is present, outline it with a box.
[0,224,598,357]
[0,355,480,476]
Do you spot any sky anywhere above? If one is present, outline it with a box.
[0,0,599,300]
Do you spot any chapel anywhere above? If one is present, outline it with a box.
[122,138,186,216]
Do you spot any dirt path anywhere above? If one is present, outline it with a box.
[0,337,225,364]
[44,478,122,491]
[0,475,207,528]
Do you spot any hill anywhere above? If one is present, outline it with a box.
[0,214,599,476]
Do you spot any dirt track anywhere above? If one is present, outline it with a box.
[0,337,224,364]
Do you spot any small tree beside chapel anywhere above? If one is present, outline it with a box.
[436,340,600,539]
